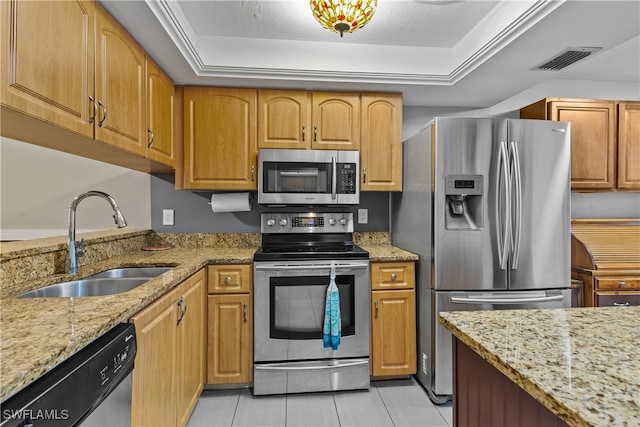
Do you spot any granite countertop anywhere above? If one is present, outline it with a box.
[0,231,417,401]
[439,307,640,427]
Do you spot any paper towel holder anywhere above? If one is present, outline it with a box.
[207,192,254,213]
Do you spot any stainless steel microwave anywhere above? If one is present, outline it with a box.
[258,149,359,205]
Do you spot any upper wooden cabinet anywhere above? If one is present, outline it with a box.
[361,94,403,191]
[520,98,639,191]
[145,56,175,167]
[258,90,311,149]
[182,87,257,190]
[1,0,174,173]
[257,90,360,150]
[1,0,95,138]
[94,3,146,155]
[311,92,360,150]
[617,102,640,190]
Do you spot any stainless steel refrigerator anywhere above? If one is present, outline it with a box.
[391,117,572,404]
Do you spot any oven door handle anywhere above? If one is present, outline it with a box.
[255,360,369,371]
[255,262,369,271]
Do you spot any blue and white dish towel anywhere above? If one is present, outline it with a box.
[323,264,341,350]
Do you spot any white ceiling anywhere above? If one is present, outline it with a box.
[101,0,640,107]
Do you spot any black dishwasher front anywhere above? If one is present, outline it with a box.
[1,323,136,427]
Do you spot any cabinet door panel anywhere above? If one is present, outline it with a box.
[258,90,310,149]
[95,4,145,154]
[184,87,257,189]
[311,93,360,150]
[131,287,180,427]
[146,56,174,167]
[371,290,416,377]
[207,294,252,384]
[361,94,402,191]
[1,0,94,137]
[549,101,616,190]
[177,271,205,427]
[617,102,640,190]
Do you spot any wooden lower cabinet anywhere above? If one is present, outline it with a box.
[370,262,417,377]
[130,269,205,427]
[453,337,568,427]
[206,264,252,385]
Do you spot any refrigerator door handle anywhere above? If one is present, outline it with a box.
[496,141,510,270]
[450,294,564,304]
[510,141,522,269]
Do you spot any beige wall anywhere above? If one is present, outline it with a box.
[0,137,151,240]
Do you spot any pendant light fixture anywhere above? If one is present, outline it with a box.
[310,0,377,38]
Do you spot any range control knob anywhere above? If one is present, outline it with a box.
[266,218,276,227]
[279,218,288,226]
[340,217,348,226]
[328,217,336,226]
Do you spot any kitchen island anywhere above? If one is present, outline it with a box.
[0,229,416,402]
[439,307,640,427]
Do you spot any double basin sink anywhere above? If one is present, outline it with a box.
[16,267,173,298]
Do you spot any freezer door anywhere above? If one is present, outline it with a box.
[433,118,508,291]
[507,120,571,290]
[431,289,571,397]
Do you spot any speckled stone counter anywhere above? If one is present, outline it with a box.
[439,307,640,427]
[0,230,416,402]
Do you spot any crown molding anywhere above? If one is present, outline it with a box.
[146,0,564,86]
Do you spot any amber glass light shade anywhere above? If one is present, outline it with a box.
[310,0,377,38]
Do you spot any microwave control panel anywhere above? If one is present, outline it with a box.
[337,163,357,194]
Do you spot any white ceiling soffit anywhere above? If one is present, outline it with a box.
[145,0,564,85]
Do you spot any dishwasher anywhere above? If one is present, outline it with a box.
[1,323,136,427]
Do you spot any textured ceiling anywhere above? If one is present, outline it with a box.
[100,0,640,108]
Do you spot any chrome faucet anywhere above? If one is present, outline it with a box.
[66,191,128,274]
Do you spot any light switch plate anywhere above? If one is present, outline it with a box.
[358,209,368,224]
[162,209,174,226]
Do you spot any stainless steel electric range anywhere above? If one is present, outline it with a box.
[253,212,370,395]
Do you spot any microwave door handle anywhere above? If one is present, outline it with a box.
[331,156,337,200]
[279,171,319,177]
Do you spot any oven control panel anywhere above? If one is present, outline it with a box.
[261,213,353,233]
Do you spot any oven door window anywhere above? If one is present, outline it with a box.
[270,275,355,340]
[262,161,331,194]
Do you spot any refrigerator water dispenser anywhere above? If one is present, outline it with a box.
[444,175,483,230]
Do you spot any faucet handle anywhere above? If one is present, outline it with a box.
[77,238,85,258]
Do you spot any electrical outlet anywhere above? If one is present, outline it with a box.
[357,209,368,224]
[162,209,174,226]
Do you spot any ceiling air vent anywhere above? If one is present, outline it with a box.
[533,47,602,71]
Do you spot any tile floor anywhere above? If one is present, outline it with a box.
[187,378,453,427]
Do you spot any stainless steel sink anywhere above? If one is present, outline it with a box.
[16,267,173,298]
[88,267,172,279]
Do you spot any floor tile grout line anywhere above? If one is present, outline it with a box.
[374,384,397,427]
[332,392,342,427]
[230,388,242,427]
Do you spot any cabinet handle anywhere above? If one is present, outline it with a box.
[313,126,317,142]
[147,128,154,148]
[88,96,97,124]
[613,302,630,307]
[391,273,397,281]
[374,301,379,319]
[251,165,255,182]
[243,303,248,323]
[176,297,184,325]
[224,276,232,284]
[302,125,305,142]
[363,167,367,183]
[98,100,107,127]
[618,281,627,288]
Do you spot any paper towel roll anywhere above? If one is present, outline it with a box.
[209,192,252,213]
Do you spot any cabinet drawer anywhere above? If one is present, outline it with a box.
[595,277,640,290]
[595,292,640,307]
[371,262,415,290]
[207,264,252,294]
